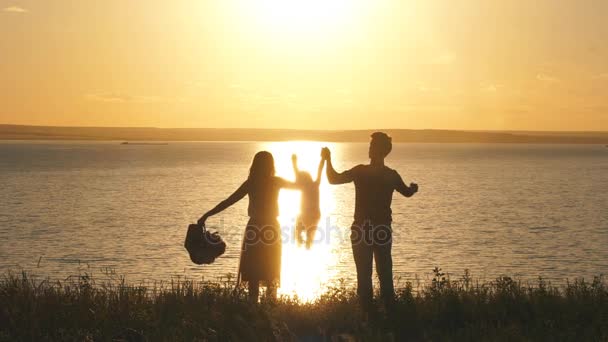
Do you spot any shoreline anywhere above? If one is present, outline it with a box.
[2,139,608,145]
[2,124,608,144]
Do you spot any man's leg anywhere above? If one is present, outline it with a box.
[373,226,395,310]
[351,226,374,312]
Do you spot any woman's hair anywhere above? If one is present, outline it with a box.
[249,151,276,181]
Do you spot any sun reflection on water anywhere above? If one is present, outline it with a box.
[261,141,342,301]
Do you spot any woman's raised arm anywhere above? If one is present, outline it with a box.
[198,180,248,226]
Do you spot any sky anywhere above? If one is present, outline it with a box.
[1,0,607,130]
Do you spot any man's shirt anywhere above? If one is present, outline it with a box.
[343,164,407,225]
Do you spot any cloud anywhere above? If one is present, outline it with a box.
[504,106,534,116]
[592,73,608,80]
[417,85,441,92]
[430,53,456,65]
[3,6,28,13]
[85,92,163,104]
[536,74,560,83]
[480,83,503,92]
[86,93,133,103]
[395,105,462,113]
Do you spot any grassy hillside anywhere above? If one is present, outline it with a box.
[1,269,607,341]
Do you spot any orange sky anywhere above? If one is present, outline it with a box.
[1,0,607,130]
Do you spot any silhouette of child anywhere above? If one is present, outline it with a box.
[292,154,325,249]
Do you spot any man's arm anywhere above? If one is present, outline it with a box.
[322,147,355,185]
[394,171,418,197]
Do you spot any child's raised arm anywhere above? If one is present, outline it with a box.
[315,158,325,185]
[291,154,299,178]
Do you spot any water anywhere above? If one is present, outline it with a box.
[1,141,607,299]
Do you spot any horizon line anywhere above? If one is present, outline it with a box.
[2,123,607,134]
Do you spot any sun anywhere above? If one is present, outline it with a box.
[258,0,352,32]
[238,0,365,44]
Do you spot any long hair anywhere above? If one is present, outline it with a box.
[248,151,275,182]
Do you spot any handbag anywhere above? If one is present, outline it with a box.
[184,224,226,265]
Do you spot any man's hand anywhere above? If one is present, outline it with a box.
[321,147,331,160]
[410,183,419,194]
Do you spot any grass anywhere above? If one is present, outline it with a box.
[1,268,607,341]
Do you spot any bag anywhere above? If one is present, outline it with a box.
[184,224,226,265]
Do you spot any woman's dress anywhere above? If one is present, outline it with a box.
[238,177,284,285]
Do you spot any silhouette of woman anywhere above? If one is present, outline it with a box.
[198,151,299,302]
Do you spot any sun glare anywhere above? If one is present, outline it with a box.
[258,0,352,31]
[239,0,365,45]
[261,141,343,301]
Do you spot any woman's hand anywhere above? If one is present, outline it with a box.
[197,214,209,227]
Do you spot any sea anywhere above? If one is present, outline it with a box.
[1,141,607,300]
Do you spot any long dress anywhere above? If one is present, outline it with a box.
[238,177,285,285]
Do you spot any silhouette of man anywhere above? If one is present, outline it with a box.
[321,132,418,313]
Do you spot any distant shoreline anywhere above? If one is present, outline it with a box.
[1,124,608,144]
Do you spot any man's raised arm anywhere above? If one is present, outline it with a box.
[322,147,354,185]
